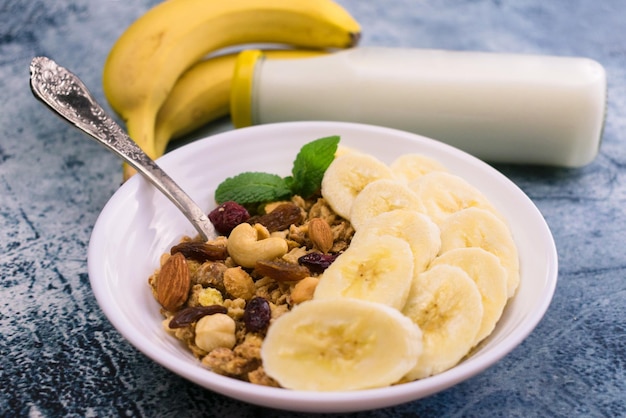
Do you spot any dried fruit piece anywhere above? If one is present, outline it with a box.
[156,252,191,312]
[244,296,271,333]
[298,252,339,274]
[254,260,311,282]
[307,217,334,253]
[209,201,250,235]
[169,305,228,328]
[249,203,303,232]
[170,241,228,262]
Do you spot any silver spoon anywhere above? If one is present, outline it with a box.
[29,56,216,241]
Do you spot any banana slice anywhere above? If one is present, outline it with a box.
[314,234,414,310]
[335,144,359,158]
[321,152,394,220]
[430,248,508,345]
[261,298,423,391]
[439,207,520,298]
[402,264,483,380]
[390,153,448,184]
[408,171,502,226]
[349,179,425,230]
[352,209,441,275]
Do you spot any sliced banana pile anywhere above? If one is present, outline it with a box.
[261,151,519,391]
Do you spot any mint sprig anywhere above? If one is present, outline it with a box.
[214,172,292,205]
[285,135,340,199]
[215,135,340,206]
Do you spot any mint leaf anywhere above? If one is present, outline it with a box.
[215,172,291,205]
[286,135,340,198]
[214,136,341,207]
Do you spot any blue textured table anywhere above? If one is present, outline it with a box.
[1,1,625,416]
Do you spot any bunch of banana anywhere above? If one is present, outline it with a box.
[153,49,327,171]
[102,0,361,179]
[259,149,519,390]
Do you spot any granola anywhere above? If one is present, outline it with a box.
[148,196,353,385]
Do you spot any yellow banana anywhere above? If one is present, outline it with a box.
[152,53,236,153]
[146,49,327,180]
[103,0,360,178]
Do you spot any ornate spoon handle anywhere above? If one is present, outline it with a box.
[29,56,216,241]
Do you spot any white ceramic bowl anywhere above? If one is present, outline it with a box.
[88,121,557,413]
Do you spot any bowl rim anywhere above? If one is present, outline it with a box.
[88,121,558,413]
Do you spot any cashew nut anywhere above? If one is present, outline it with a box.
[253,223,271,240]
[227,223,288,268]
[194,313,236,352]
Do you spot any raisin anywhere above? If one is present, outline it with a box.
[254,260,311,282]
[243,296,271,333]
[170,241,228,262]
[168,305,228,328]
[248,203,302,232]
[208,201,250,236]
[298,252,339,274]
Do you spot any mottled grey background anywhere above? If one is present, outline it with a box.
[1,0,625,417]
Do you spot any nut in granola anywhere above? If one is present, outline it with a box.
[223,267,256,300]
[156,252,191,312]
[308,217,334,253]
[290,276,320,304]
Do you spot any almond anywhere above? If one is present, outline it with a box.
[156,252,191,312]
[308,217,334,253]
